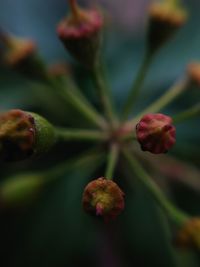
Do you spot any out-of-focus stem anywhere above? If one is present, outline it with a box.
[91,60,118,127]
[173,103,200,124]
[47,77,108,130]
[122,148,188,226]
[122,50,154,120]
[126,77,189,127]
[55,127,108,142]
[105,143,119,180]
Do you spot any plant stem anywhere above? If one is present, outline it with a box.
[91,60,118,127]
[105,143,119,180]
[122,148,188,226]
[55,127,108,142]
[127,77,189,127]
[44,149,105,183]
[173,103,200,124]
[47,77,108,130]
[122,50,153,120]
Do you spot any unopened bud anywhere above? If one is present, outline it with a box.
[0,30,48,80]
[82,177,125,221]
[0,174,43,207]
[136,113,176,154]
[0,109,56,161]
[175,218,200,250]
[57,0,103,68]
[148,1,187,53]
[187,62,200,87]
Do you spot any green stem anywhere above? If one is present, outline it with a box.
[44,149,105,183]
[127,77,189,127]
[173,103,200,124]
[105,143,119,180]
[122,148,188,225]
[91,61,117,127]
[122,50,153,120]
[47,77,108,130]
[55,127,108,142]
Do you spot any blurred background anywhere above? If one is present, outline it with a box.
[0,0,200,266]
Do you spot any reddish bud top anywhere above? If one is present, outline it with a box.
[175,218,200,250]
[136,113,176,154]
[0,109,56,161]
[82,177,125,221]
[148,2,187,53]
[57,0,103,68]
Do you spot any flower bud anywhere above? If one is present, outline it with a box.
[147,1,187,53]
[0,30,48,80]
[136,113,176,154]
[82,177,125,222]
[57,0,103,68]
[175,218,200,250]
[187,62,200,87]
[0,109,56,161]
[0,174,43,208]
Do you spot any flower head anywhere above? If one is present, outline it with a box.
[57,0,103,68]
[82,177,125,221]
[136,113,176,154]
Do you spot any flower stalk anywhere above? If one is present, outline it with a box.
[105,143,119,180]
[122,148,188,226]
[122,50,154,119]
[173,103,200,124]
[126,77,189,127]
[55,127,108,142]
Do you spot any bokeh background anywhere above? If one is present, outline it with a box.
[0,0,200,266]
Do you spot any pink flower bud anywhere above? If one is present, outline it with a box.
[57,0,103,68]
[82,177,125,222]
[136,113,176,154]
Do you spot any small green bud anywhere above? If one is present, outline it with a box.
[0,109,56,161]
[0,174,43,207]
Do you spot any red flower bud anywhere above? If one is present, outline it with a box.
[0,109,56,161]
[57,0,103,68]
[175,218,200,250]
[82,177,125,221]
[136,113,176,154]
[148,2,187,53]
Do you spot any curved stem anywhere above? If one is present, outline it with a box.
[122,148,188,226]
[127,77,189,127]
[122,50,153,120]
[91,60,118,127]
[105,143,119,180]
[173,103,200,124]
[55,127,108,142]
[47,77,108,130]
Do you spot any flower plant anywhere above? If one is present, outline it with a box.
[0,0,200,265]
